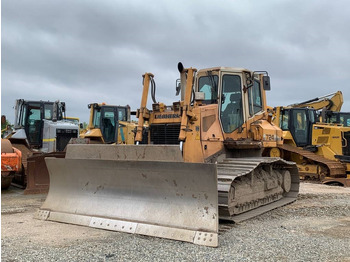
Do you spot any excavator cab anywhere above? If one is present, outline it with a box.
[324,111,350,127]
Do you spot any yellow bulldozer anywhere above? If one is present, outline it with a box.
[79,103,141,144]
[37,63,299,247]
[269,91,350,186]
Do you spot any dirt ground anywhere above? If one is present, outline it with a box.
[1,182,350,261]
[1,187,118,247]
[2,183,350,245]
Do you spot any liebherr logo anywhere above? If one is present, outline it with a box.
[154,113,180,119]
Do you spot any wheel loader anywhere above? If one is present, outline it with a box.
[269,91,350,186]
[37,63,299,247]
[6,99,79,193]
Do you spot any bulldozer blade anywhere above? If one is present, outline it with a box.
[25,152,66,194]
[37,146,218,247]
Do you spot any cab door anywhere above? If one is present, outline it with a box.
[289,108,314,147]
[219,73,244,134]
[100,106,118,143]
[24,103,44,147]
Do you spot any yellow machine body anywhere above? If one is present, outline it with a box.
[80,103,136,144]
[271,102,350,186]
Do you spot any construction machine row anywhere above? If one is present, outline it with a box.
[3,63,350,246]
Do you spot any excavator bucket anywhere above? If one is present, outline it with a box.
[36,144,219,247]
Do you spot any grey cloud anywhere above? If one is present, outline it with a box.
[2,0,350,124]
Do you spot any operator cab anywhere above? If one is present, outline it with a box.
[196,68,267,134]
[89,104,129,143]
[324,111,350,127]
[279,108,316,147]
[15,100,64,148]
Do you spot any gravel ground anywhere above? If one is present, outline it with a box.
[1,182,350,262]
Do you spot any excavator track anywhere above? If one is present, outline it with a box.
[217,157,299,223]
[280,144,345,178]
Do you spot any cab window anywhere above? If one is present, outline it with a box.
[220,75,243,133]
[103,110,115,127]
[20,104,28,126]
[93,108,101,128]
[44,104,53,120]
[118,108,127,121]
[198,75,218,104]
[280,109,289,130]
[248,80,262,115]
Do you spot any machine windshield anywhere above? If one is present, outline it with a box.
[220,74,243,133]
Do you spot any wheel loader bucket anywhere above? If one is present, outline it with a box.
[36,145,219,247]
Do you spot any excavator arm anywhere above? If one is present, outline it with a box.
[288,91,343,112]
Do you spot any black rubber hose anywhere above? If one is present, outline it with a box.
[151,77,157,104]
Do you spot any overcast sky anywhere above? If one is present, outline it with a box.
[2,0,350,124]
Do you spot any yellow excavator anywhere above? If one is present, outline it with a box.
[269,91,350,186]
[37,63,299,247]
[79,103,141,144]
[288,91,343,112]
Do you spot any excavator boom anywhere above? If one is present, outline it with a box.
[288,91,343,112]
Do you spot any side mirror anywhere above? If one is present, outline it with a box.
[263,76,271,90]
[79,123,83,129]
